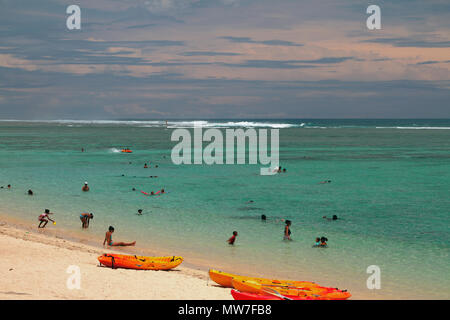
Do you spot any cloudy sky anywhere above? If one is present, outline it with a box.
[0,0,449,119]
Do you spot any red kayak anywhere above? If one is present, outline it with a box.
[231,289,336,300]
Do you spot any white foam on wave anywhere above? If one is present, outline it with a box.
[376,126,450,130]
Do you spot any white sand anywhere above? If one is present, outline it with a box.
[0,222,232,300]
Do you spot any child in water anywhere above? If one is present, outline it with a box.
[38,209,55,228]
[320,237,328,247]
[227,231,238,245]
[283,220,292,240]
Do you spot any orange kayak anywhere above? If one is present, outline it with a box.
[98,254,183,270]
[232,278,351,300]
[209,269,318,289]
[231,289,333,300]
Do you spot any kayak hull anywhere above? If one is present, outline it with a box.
[231,289,325,301]
[98,254,183,270]
[209,269,317,289]
[232,278,351,300]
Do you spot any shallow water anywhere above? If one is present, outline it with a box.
[0,120,449,299]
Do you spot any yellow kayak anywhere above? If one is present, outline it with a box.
[232,278,351,300]
[209,269,318,288]
[98,254,183,270]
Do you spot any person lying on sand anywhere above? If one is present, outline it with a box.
[103,226,136,247]
[38,209,55,228]
[80,213,93,228]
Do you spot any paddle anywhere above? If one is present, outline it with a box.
[261,287,294,300]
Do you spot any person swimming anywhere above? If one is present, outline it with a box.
[227,231,238,245]
[283,220,292,240]
[80,213,94,228]
[28,189,33,195]
[144,163,148,168]
[261,214,267,221]
[82,182,89,192]
[137,209,143,215]
[313,237,321,247]
[103,226,136,247]
[320,236,328,247]
[323,215,338,221]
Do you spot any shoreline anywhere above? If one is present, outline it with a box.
[0,217,233,300]
[0,212,392,300]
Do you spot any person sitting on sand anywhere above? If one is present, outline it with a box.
[103,226,136,247]
[38,209,55,228]
[80,213,93,228]
[227,231,238,245]
[284,220,292,241]
[320,236,328,247]
[82,182,89,192]
[28,189,33,195]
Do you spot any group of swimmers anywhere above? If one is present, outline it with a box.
[144,163,159,168]
[227,214,337,247]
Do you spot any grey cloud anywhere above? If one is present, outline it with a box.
[220,36,303,47]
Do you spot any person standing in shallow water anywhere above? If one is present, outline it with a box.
[227,231,238,245]
[283,220,292,241]
[80,213,93,228]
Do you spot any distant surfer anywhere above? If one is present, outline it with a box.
[80,213,94,228]
[38,209,55,228]
[82,182,89,192]
[323,215,338,221]
[227,231,238,245]
[319,180,332,184]
[283,220,292,241]
[103,226,136,247]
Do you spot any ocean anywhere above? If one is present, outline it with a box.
[0,119,449,299]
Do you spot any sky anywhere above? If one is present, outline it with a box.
[0,0,449,119]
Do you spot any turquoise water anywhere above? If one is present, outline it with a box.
[0,119,449,299]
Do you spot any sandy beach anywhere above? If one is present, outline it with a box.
[0,220,232,300]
